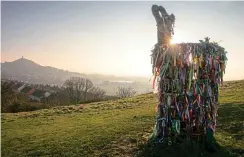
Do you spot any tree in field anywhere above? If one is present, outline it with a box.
[89,86,106,101]
[63,77,86,104]
[115,86,136,98]
[63,77,97,104]
[83,78,93,101]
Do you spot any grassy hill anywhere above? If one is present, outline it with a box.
[1,80,244,157]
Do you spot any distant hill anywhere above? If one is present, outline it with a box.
[1,58,152,94]
[1,57,86,85]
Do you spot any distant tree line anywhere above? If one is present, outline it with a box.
[1,77,137,113]
[1,77,107,113]
[1,81,49,113]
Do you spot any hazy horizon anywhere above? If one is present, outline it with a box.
[2,1,244,80]
[1,57,152,79]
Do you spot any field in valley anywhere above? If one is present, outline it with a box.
[1,80,244,157]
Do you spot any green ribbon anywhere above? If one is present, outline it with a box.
[172,120,180,134]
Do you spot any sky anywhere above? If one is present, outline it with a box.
[1,1,244,81]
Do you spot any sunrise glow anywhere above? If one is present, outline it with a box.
[170,34,185,44]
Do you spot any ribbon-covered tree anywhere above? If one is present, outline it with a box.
[150,5,228,147]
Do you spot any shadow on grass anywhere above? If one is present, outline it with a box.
[136,140,243,157]
[136,103,244,157]
[218,103,244,141]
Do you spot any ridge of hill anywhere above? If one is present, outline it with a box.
[2,80,244,157]
[1,57,86,85]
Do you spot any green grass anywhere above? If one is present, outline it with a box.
[1,80,244,157]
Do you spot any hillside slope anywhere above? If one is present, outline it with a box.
[1,80,244,157]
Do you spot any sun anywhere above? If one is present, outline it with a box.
[170,35,184,44]
[170,28,187,44]
[170,37,177,44]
